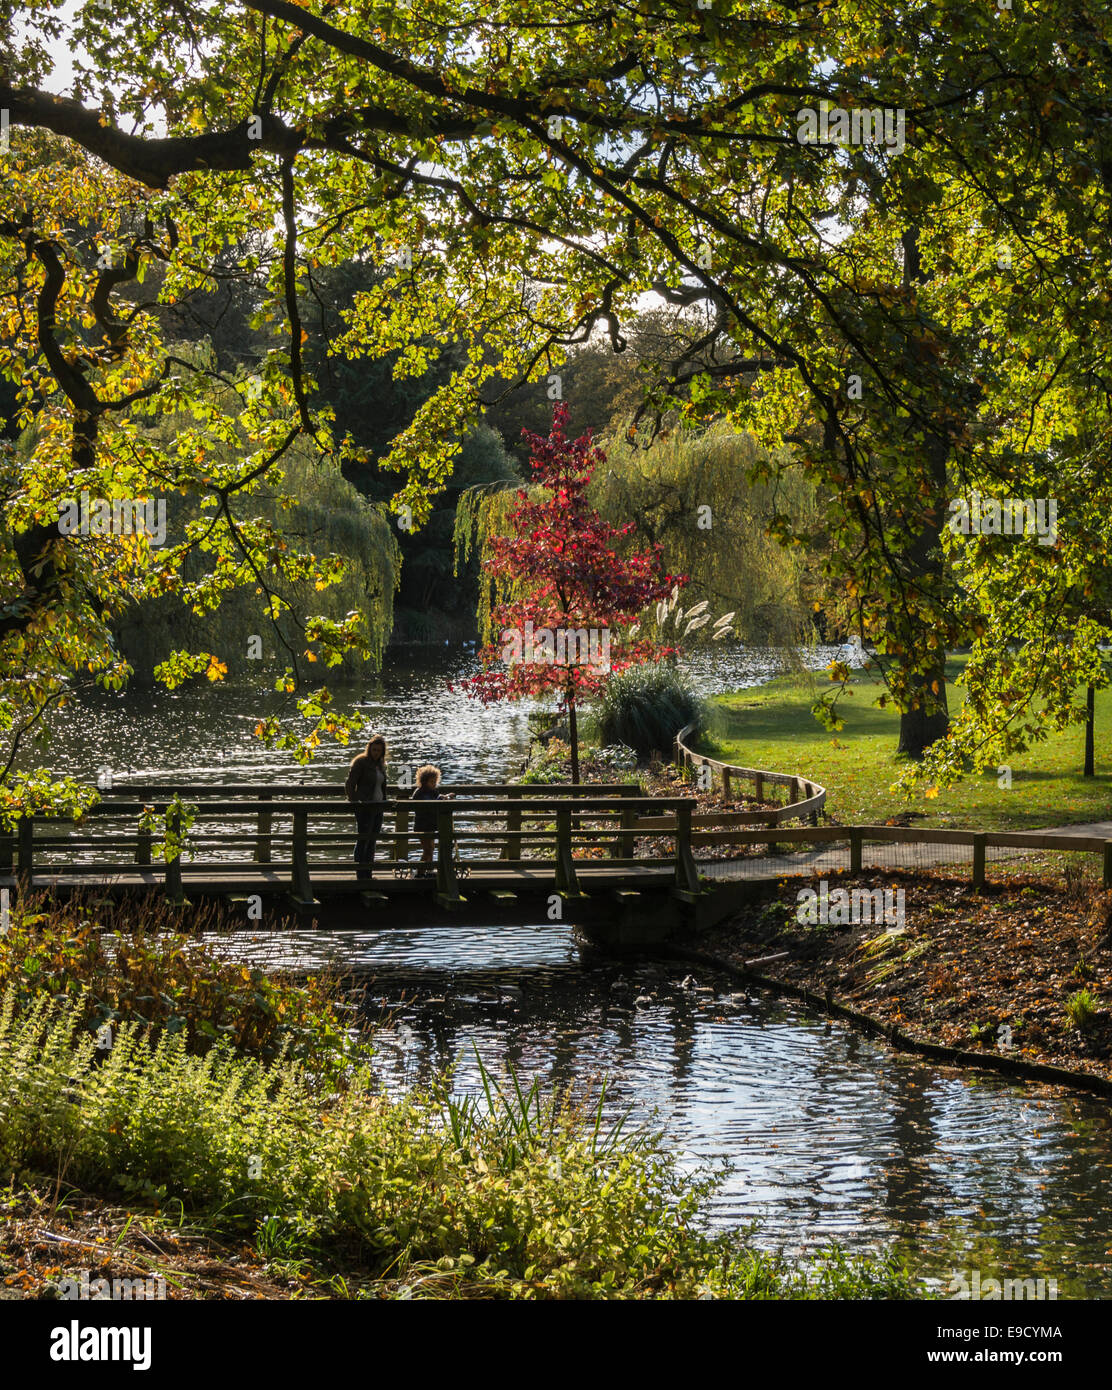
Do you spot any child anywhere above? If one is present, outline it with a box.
[411,765,450,874]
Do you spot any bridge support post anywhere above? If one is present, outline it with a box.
[619,790,637,861]
[165,809,184,906]
[137,816,152,867]
[291,808,315,907]
[255,791,273,865]
[503,787,522,862]
[849,827,863,876]
[393,793,411,863]
[673,801,701,900]
[555,808,581,897]
[17,817,33,878]
[436,807,464,907]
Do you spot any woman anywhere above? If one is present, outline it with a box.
[345,734,389,880]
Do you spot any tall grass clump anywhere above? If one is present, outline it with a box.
[1064,988,1098,1032]
[595,664,705,760]
[0,992,925,1300]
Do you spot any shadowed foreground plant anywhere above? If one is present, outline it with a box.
[0,991,927,1300]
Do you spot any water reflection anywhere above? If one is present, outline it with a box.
[223,923,1112,1295]
[18,643,840,784]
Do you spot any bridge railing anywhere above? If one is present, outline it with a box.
[0,792,703,907]
[94,781,645,798]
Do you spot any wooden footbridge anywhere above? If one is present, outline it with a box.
[8,743,1104,946]
[0,781,758,944]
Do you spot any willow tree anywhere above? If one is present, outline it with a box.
[3,0,1112,805]
[591,423,818,650]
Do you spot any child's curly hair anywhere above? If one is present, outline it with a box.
[415,764,442,787]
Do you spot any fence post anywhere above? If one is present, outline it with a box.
[555,808,581,897]
[291,807,314,906]
[766,812,779,859]
[435,805,463,905]
[503,787,522,862]
[255,791,273,864]
[972,833,986,892]
[0,822,12,875]
[165,808,184,905]
[619,798,637,861]
[1105,840,1112,891]
[849,827,863,876]
[754,772,764,805]
[674,800,701,897]
[720,767,731,801]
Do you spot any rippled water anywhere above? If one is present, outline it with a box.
[21,642,1112,1294]
[17,642,835,785]
[231,923,1112,1295]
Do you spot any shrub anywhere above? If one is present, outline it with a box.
[518,738,575,785]
[0,894,356,1072]
[595,664,705,760]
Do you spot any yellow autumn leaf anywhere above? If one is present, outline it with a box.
[924,787,939,799]
[205,656,228,682]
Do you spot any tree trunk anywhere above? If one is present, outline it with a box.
[568,696,580,784]
[897,670,950,760]
[1085,684,1095,777]
[892,227,951,760]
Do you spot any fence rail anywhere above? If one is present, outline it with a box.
[673,722,827,826]
[3,778,1109,912]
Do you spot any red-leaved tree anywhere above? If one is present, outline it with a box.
[457,404,686,782]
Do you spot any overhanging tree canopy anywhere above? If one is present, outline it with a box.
[3,0,1111,793]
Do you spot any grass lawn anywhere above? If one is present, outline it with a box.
[701,658,1112,832]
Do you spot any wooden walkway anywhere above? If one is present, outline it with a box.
[5,775,1108,940]
[0,782,735,941]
